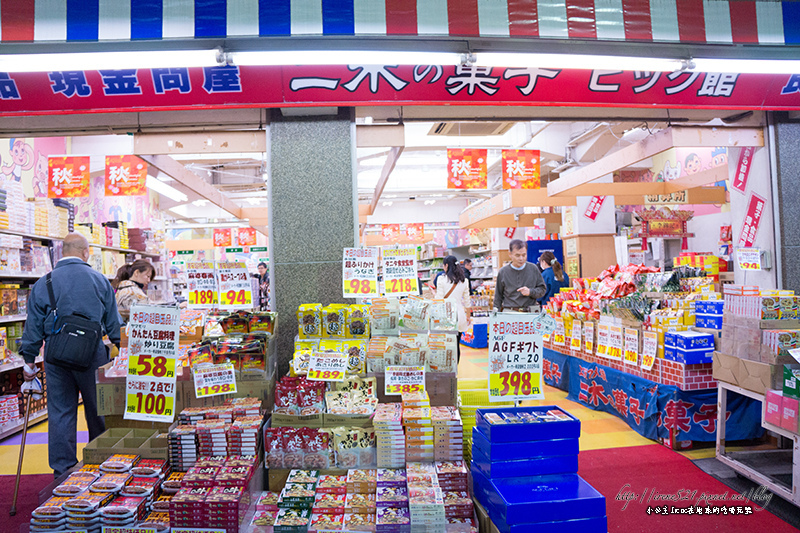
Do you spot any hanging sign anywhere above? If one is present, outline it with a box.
[607,325,623,360]
[447,148,488,189]
[584,196,606,221]
[737,248,762,271]
[48,155,90,198]
[217,262,253,309]
[343,247,380,298]
[738,193,767,248]
[570,320,582,351]
[732,147,755,194]
[504,228,516,239]
[307,353,348,382]
[596,323,609,357]
[502,149,541,189]
[237,227,257,246]
[213,229,232,247]
[186,262,218,308]
[488,313,544,402]
[405,223,424,241]
[125,305,180,423]
[194,363,237,398]
[381,224,400,242]
[382,246,419,296]
[552,318,566,346]
[385,365,426,395]
[584,321,595,354]
[104,155,147,196]
[623,328,639,366]
[641,331,658,371]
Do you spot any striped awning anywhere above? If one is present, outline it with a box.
[0,0,797,45]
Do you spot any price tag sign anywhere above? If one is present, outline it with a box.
[488,313,545,402]
[623,328,639,366]
[737,248,762,271]
[641,331,658,371]
[102,528,158,533]
[385,365,425,395]
[607,325,623,361]
[584,321,595,354]
[343,247,380,298]
[307,353,348,382]
[171,529,226,533]
[595,323,609,357]
[553,318,566,346]
[570,320,582,351]
[217,262,253,310]
[193,363,237,398]
[382,246,419,296]
[125,305,180,423]
[186,262,218,308]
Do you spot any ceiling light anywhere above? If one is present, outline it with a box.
[424,200,436,205]
[474,52,686,72]
[691,58,800,75]
[146,175,188,202]
[167,222,247,229]
[244,198,261,205]
[230,50,463,67]
[0,49,220,73]
[382,201,393,207]
[192,199,209,207]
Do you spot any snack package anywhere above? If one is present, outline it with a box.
[291,349,312,377]
[282,428,305,469]
[318,339,343,355]
[297,382,324,415]
[248,311,277,335]
[301,429,331,470]
[367,336,389,373]
[295,339,320,352]
[343,512,376,532]
[400,296,429,331]
[274,380,299,415]
[187,344,215,368]
[322,304,347,338]
[333,427,360,469]
[347,305,371,338]
[429,299,458,331]
[220,314,250,334]
[264,428,284,469]
[309,511,344,532]
[341,339,367,376]
[370,298,400,336]
[357,429,377,468]
[298,304,323,338]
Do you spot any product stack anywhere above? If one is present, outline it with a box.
[52,199,74,235]
[432,406,463,462]
[664,330,716,365]
[0,186,7,228]
[3,182,25,232]
[374,403,405,468]
[403,392,434,464]
[0,394,20,426]
[471,406,607,532]
[105,221,129,249]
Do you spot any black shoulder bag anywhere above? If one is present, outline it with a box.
[44,272,102,371]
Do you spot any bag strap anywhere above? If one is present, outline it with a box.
[45,273,57,313]
[444,281,458,299]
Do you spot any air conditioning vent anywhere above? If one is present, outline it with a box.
[428,122,514,136]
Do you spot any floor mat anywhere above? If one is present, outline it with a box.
[1,474,53,533]
[579,444,799,532]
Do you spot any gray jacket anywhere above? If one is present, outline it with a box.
[19,257,121,365]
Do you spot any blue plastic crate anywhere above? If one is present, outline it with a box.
[673,331,715,350]
[676,347,714,365]
[472,445,578,478]
[472,426,579,461]
[491,511,608,533]
[475,406,580,443]
[461,323,488,348]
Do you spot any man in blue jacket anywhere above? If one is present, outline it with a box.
[20,233,121,477]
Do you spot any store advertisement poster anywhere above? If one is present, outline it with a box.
[125,305,180,423]
[237,227,257,246]
[607,325,623,361]
[584,321,595,354]
[623,328,639,366]
[194,363,237,398]
[552,318,566,346]
[308,353,348,382]
[488,314,545,402]
[381,246,419,296]
[447,148,487,189]
[584,196,605,221]
[342,247,380,298]
[405,223,424,241]
[736,248,762,271]
[217,262,253,309]
[213,228,232,247]
[596,324,609,357]
[641,331,658,371]
[570,320,582,351]
[502,149,540,189]
[48,155,90,198]
[186,262,218,308]
[381,224,400,242]
[738,192,766,248]
[104,155,147,196]
[385,365,426,395]
[731,147,755,194]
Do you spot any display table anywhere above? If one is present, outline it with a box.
[716,381,800,507]
[543,348,763,444]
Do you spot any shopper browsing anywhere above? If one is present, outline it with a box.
[538,251,570,306]
[494,239,547,312]
[19,233,121,478]
[257,262,270,310]
[435,255,471,366]
[462,258,475,295]
[112,259,156,321]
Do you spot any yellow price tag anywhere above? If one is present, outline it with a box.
[385,277,418,294]
[196,383,236,398]
[386,383,424,394]
[596,344,607,356]
[125,391,175,418]
[189,289,218,306]
[489,370,541,398]
[127,354,177,379]
[553,334,566,346]
[624,350,639,364]
[344,279,378,295]
[307,369,345,381]
[219,288,252,306]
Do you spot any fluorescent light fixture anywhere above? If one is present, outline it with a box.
[244,198,261,205]
[692,58,800,74]
[424,200,436,205]
[474,52,686,72]
[146,175,188,203]
[0,50,220,73]
[168,222,247,229]
[382,201,393,207]
[192,199,209,207]
[231,50,463,66]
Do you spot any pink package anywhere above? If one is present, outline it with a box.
[764,389,783,426]
[781,396,799,433]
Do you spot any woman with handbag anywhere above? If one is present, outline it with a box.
[435,255,471,368]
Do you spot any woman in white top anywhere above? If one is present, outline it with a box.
[435,255,472,366]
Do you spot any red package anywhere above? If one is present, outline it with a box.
[297,385,324,416]
[302,429,330,470]
[263,428,284,469]
[274,382,299,415]
[282,428,304,469]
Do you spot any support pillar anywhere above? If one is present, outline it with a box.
[772,117,800,290]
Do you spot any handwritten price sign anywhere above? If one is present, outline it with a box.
[189,289,218,306]
[596,323,609,357]
[553,318,566,346]
[193,363,237,398]
[737,248,762,271]
[186,262,217,309]
[488,313,544,402]
[127,354,176,379]
[381,246,419,296]
[343,247,380,298]
[125,377,176,421]
[385,365,425,395]
[623,328,639,366]
[641,331,658,371]
[344,279,378,296]
[217,262,253,310]
[584,321,595,354]
[570,320,582,351]
[307,354,348,382]
[607,325,623,360]
[219,289,251,307]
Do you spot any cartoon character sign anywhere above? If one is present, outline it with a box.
[2,139,34,182]
[661,160,682,181]
[684,153,702,175]
[32,151,48,197]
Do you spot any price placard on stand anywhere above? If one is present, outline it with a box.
[737,248,762,271]
[607,325,623,361]
[217,262,253,309]
[381,246,419,296]
[194,363,237,398]
[584,322,595,354]
[553,318,566,346]
[488,314,545,402]
[307,353,348,382]
[125,305,180,423]
[623,328,639,366]
[570,320,582,351]
[595,323,609,357]
[103,527,159,533]
[385,365,426,395]
[171,529,226,533]
[343,247,380,298]
[641,331,658,371]
[186,262,218,308]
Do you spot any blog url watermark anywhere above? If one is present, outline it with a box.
[616,484,774,512]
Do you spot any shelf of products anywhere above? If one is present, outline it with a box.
[0,409,48,441]
[0,314,26,325]
[0,229,63,242]
[0,274,44,280]
[0,355,43,374]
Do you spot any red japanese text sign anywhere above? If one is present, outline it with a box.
[213,228,232,247]
[237,227,257,246]
[731,147,756,195]
[584,196,605,221]
[48,156,90,198]
[502,149,540,189]
[405,223,424,241]
[105,155,147,196]
[448,148,487,189]
[381,224,400,241]
[738,193,767,247]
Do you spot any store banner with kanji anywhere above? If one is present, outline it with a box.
[488,313,545,402]
[217,262,253,310]
[405,223,424,241]
[186,261,218,308]
[738,193,766,247]
[213,228,232,247]
[584,196,606,221]
[502,149,540,189]
[447,148,487,189]
[237,227,257,246]
[342,247,380,298]
[381,224,400,242]
[48,156,90,198]
[731,147,756,195]
[104,155,147,196]
[125,305,180,423]
[381,246,418,296]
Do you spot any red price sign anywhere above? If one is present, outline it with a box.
[344,279,378,295]
[386,383,423,394]
[385,278,416,294]
[221,289,251,306]
[489,370,541,398]
[127,391,172,416]
[189,289,218,306]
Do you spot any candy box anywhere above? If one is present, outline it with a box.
[256,491,281,511]
[312,493,346,514]
[183,466,219,487]
[435,461,467,480]
[274,507,312,532]
[316,475,347,495]
[673,331,715,350]
[309,512,344,532]
[447,516,479,533]
[343,512,376,532]
[345,493,377,514]
[443,492,473,518]
[346,469,377,494]
[250,509,278,531]
[63,492,114,512]
[100,496,147,520]
[287,470,320,485]
[376,468,406,487]
[53,472,97,497]
[476,407,580,443]
[376,486,408,507]
[170,487,210,510]
[764,389,783,426]
[376,507,411,532]
[279,483,317,508]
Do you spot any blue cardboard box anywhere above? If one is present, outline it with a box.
[472,426,579,461]
[491,511,608,533]
[664,346,677,361]
[676,347,714,365]
[472,445,579,478]
[664,332,677,348]
[696,314,723,330]
[475,406,580,443]
[673,331,715,350]
[696,301,724,314]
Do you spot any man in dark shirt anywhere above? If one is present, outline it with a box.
[493,239,547,311]
[463,259,475,295]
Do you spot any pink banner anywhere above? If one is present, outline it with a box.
[584,196,606,221]
[731,146,755,194]
[738,193,766,247]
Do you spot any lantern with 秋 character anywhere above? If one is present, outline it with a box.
[635,207,694,251]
